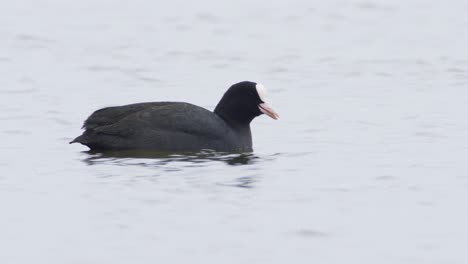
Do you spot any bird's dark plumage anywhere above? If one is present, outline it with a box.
[70,81,278,152]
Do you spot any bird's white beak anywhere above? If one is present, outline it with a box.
[258,103,279,120]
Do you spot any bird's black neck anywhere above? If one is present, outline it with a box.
[214,104,254,127]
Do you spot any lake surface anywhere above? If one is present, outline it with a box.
[1,0,468,263]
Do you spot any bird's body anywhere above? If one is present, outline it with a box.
[70,81,278,152]
[71,102,253,152]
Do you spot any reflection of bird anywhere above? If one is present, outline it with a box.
[70,81,278,152]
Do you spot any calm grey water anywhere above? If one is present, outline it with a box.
[1,0,468,263]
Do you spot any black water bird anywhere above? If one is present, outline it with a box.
[70,81,278,152]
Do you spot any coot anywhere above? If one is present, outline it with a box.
[70,81,278,152]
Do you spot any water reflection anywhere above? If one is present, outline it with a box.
[82,149,262,167]
[228,175,256,189]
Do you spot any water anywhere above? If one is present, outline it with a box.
[1,0,468,263]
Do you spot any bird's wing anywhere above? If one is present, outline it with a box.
[86,102,228,140]
[82,102,172,129]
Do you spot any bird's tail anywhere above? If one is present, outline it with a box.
[69,135,83,144]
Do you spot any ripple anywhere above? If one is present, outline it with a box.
[217,175,258,189]
[49,117,72,126]
[0,88,36,94]
[374,175,397,181]
[0,115,35,120]
[195,13,221,23]
[413,132,447,138]
[294,229,329,238]
[16,34,54,43]
[81,150,269,169]
[2,130,32,135]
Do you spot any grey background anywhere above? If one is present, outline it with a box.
[1,0,467,263]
